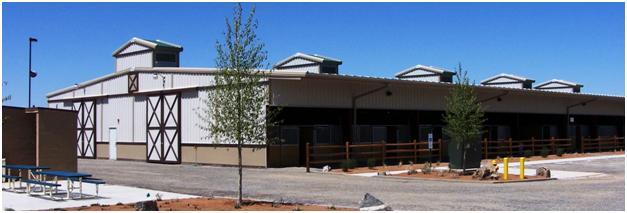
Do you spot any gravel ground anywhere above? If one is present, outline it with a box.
[78,157,625,211]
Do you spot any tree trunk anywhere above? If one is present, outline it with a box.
[461,139,467,174]
[236,142,243,208]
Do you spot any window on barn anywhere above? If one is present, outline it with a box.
[156,53,176,62]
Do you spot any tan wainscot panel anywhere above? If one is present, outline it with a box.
[182,145,267,167]
[116,143,146,160]
[96,143,109,159]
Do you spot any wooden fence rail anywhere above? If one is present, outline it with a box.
[481,137,573,159]
[581,136,625,153]
[306,139,442,172]
[305,136,625,172]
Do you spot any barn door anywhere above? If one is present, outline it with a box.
[146,93,181,164]
[74,100,97,158]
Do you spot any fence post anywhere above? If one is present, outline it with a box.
[597,136,601,152]
[413,140,417,163]
[531,137,535,154]
[614,135,618,151]
[483,138,488,159]
[381,140,386,164]
[550,137,556,155]
[509,138,513,157]
[581,137,585,153]
[345,141,350,160]
[306,142,310,173]
[438,139,442,162]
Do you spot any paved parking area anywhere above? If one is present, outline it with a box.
[77,156,625,211]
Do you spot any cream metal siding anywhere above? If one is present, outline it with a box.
[133,96,146,143]
[102,75,129,95]
[172,73,215,88]
[139,72,173,91]
[100,96,134,142]
[119,43,150,55]
[276,65,319,73]
[403,75,440,82]
[181,89,211,144]
[116,52,153,72]
[486,83,524,89]
[283,58,316,66]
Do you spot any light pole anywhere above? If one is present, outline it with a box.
[28,37,38,108]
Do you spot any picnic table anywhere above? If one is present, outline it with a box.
[33,170,92,199]
[2,164,50,191]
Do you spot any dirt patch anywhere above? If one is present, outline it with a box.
[393,171,548,183]
[62,197,355,211]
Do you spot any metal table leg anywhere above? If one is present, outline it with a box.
[66,178,71,199]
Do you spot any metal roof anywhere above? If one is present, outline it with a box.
[47,67,622,101]
[481,73,535,84]
[535,79,583,88]
[273,52,342,68]
[112,37,183,56]
[395,65,455,78]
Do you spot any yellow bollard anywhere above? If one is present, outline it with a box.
[520,157,525,180]
[503,158,509,180]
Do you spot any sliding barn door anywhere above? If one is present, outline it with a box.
[74,100,97,158]
[146,93,181,164]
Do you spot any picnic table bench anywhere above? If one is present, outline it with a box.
[33,170,92,199]
[2,165,49,191]
[23,179,62,198]
[69,177,106,197]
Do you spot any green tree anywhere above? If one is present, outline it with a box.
[442,63,485,174]
[198,3,272,208]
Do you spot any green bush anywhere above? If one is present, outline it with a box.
[523,150,534,158]
[350,159,358,169]
[556,148,565,157]
[340,160,350,172]
[540,146,550,158]
[367,158,377,169]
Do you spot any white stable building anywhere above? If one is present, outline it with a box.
[47,38,625,167]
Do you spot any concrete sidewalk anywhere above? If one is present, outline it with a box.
[2,182,196,210]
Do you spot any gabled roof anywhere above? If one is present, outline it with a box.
[112,37,183,56]
[481,73,535,84]
[535,79,583,89]
[273,52,342,68]
[395,65,455,78]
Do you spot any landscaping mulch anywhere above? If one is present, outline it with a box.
[62,197,355,211]
[393,171,549,183]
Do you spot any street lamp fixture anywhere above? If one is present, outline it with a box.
[28,37,38,108]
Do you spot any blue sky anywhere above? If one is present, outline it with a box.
[2,2,624,107]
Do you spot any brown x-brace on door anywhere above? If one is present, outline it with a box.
[146,93,182,164]
[74,100,97,158]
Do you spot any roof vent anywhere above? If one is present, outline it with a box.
[481,73,535,89]
[395,65,455,83]
[112,37,183,72]
[273,52,342,74]
[534,79,583,93]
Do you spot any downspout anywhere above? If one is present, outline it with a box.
[351,83,389,142]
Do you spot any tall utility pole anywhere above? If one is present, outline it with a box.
[28,37,38,107]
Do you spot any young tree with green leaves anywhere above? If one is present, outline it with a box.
[198,3,272,208]
[442,63,485,174]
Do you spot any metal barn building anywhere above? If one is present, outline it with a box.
[47,38,625,167]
